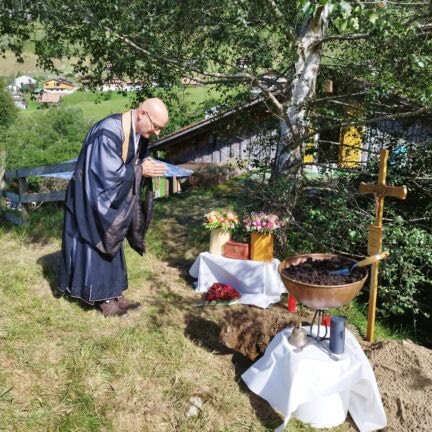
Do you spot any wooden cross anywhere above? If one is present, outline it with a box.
[359,149,407,342]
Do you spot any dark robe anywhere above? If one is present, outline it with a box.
[58,113,150,304]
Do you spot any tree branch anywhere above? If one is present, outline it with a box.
[315,91,369,103]
[320,33,370,44]
[264,0,284,20]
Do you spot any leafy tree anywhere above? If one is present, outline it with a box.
[0,78,17,129]
[1,1,431,175]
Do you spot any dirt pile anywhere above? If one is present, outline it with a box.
[363,339,432,432]
[219,306,432,431]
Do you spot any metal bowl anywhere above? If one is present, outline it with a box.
[278,254,368,309]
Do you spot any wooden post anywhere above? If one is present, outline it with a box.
[359,149,407,341]
[172,176,179,193]
[153,177,160,198]
[165,177,171,197]
[18,176,30,224]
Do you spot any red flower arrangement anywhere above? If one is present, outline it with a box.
[204,283,241,302]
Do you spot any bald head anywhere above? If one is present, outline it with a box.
[140,98,169,121]
[135,97,169,138]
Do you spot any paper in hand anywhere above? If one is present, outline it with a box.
[156,160,193,177]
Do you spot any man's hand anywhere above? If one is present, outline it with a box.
[141,157,167,177]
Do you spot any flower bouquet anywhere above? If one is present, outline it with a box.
[243,212,286,234]
[203,209,239,232]
[204,209,239,255]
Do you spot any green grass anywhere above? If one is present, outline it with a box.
[18,85,222,125]
[0,176,411,431]
[0,180,275,431]
[61,91,135,121]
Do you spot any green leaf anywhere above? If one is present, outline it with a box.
[369,12,379,24]
[339,0,352,15]
[302,1,312,14]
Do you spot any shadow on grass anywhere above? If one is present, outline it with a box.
[184,313,283,430]
[36,250,96,313]
[150,185,252,286]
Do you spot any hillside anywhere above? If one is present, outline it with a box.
[1,49,76,80]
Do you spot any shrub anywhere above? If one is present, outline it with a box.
[0,78,17,129]
[3,106,91,169]
[252,141,432,325]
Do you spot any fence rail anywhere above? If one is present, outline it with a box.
[0,160,183,225]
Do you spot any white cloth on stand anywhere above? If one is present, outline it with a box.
[242,326,387,432]
[189,252,287,308]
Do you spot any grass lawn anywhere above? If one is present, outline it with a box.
[0,178,398,432]
[19,85,222,125]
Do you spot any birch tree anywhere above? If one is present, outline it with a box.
[2,0,431,175]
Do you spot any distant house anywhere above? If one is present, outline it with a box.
[39,93,62,105]
[99,78,143,92]
[6,84,27,109]
[77,74,93,89]
[13,98,28,110]
[7,84,21,94]
[43,78,75,93]
[14,75,36,90]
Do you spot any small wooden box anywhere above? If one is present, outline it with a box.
[223,241,250,260]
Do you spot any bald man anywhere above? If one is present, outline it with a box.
[58,98,169,316]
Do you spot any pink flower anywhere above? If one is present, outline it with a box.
[243,212,285,234]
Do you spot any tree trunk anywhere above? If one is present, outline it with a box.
[273,5,329,177]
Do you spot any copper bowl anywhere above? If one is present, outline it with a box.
[278,254,368,309]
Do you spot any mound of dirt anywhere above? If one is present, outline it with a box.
[363,339,432,432]
[219,307,432,431]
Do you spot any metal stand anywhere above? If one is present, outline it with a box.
[308,309,329,341]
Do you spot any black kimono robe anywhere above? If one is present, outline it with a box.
[58,113,150,304]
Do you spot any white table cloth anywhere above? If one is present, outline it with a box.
[189,252,287,308]
[242,326,387,432]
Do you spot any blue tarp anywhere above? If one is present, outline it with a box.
[40,159,193,180]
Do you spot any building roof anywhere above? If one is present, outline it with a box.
[150,96,265,151]
[43,77,74,86]
[14,75,36,83]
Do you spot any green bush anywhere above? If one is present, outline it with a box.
[252,141,432,327]
[3,106,92,169]
[0,78,17,129]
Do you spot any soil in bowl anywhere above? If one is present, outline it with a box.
[281,256,367,286]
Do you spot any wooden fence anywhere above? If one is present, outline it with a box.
[0,160,183,225]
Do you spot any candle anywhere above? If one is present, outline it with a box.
[287,294,297,313]
[321,314,331,327]
[329,316,346,354]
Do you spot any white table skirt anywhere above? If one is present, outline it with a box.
[242,326,387,432]
[189,252,287,308]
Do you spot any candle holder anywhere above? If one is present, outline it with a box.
[308,309,330,341]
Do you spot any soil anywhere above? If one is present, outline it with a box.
[281,256,367,286]
[219,305,432,432]
[363,339,432,432]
